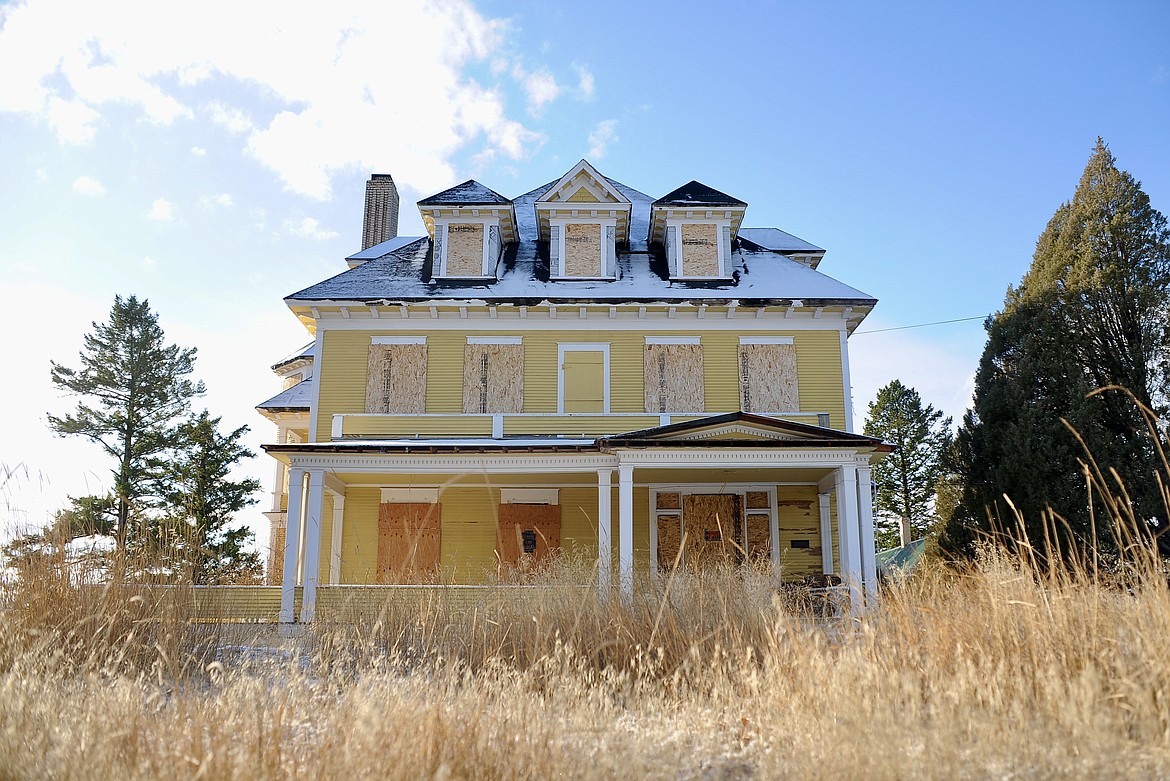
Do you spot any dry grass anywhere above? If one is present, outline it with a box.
[2,546,1170,780]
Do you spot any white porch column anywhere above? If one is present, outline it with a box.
[279,467,305,623]
[328,492,345,585]
[836,463,863,616]
[299,470,326,623]
[597,468,613,596]
[618,464,634,601]
[818,492,834,575]
[857,461,878,606]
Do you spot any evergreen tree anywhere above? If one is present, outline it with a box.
[943,140,1170,559]
[863,380,952,548]
[48,295,204,551]
[153,411,262,584]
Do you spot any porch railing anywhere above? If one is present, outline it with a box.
[330,411,833,440]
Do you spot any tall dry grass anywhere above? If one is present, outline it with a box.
[3,541,1170,780]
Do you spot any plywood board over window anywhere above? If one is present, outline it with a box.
[366,344,427,413]
[563,223,602,276]
[445,223,484,276]
[682,494,743,570]
[738,343,798,413]
[463,343,523,413]
[681,223,720,277]
[497,503,561,580]
[644,343,704,412]
[377,502,441,583]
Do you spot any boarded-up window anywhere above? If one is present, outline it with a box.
[366,343,427,413]
[738,343,798,413]
[563,223,602,276]
[463,343,523,413]
[445,223,484,276]
[497,504,561,576]
[643,343,704,412]
[657,514,682,572]
[746,513,771,565]
[681,223,720,277]
[562,350,604,412]
[682,494,743,570]
[377,502,441,583]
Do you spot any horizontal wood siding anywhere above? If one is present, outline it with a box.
[777,486,822,579]
[344,415,494,437]
[317,328,846,441]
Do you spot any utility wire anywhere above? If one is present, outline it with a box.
[852,314,990,336]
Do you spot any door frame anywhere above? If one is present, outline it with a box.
[649,484,780,573]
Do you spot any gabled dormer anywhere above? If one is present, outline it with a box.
[650,181,747,280]
[418,181,517,279]
[535,160,632,280]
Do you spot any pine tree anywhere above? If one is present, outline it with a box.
[48,295,204,551]
[862,380,952,548]
[943,140,1170,559]
[153,411,262,584]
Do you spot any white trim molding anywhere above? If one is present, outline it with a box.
[557,342,611,414]
[644,335,701,345]
[739,336,795,345]
[500,488,560,505]
[371,335,428,345]
[467,335,523,345]
[380,487,440,503]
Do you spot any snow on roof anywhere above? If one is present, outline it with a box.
[287,174,872,307]
[257,377,314,411]
[653,180,747,207]
[417,179,511,206]
[270,341,316,371]
[347,235,428,262]
[738,227,824,254]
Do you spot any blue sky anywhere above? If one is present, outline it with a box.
[1,0,1167,542]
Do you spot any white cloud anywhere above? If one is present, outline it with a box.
[587,119,618,159]
[191,146,207,156]
[573,64,595,100]
[142,256,157,269]
[523,70,560,115]
[72,175,106,196]
[200,193,234,208]
[35,168,48,181]
[149,197,175,221]
[283,216,339,240]
[0,1,550,200]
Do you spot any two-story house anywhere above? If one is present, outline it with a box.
[257,161,888,624]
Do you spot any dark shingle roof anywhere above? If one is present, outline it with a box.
[417,180,511,206]
[653,180,747,207]
[738,227,824,254]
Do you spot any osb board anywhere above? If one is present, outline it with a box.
[746,513,771,564]
[681,223,719,277]
[268,527,285,585]
[496,503,561,576]
[445,223,484,276]
[365,344,427,413]
[564,222,602,276]
[377,502,441,584]
[463,343,523,413]
[656,492,681,510]
[657,514,682,572]
[682,494,743,570]
[643,344,704,412]
[738,343,798,413]
[746,491,771,510]
[777,488,821,577]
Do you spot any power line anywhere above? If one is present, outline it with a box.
[852,314,989,336]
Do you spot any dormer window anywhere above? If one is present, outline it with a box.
[536,160,631,280]
[651,181,747,281]
[417,180,516,281]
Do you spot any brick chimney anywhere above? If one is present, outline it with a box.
[361,174,399,250]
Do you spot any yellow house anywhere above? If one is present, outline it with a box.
[257,161,888,623]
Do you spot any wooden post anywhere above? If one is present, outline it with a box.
[299,470,325,623]
[818,492,834,575]
[329,492,345,585]
[597,468,612,596]
[857,462,878,606]
[836,464,863,616]
[618,464,634,601]
[279,467,305,623]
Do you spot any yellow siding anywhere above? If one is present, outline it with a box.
[317,327,846,441]
[343,415,494,438]
[502,415,661,436]
[776,486,822,579]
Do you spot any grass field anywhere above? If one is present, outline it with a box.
[2,546,1169,780]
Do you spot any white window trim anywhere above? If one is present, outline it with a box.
[500,488,560,505]
[549,216,619,279]
[739,336,795,345]
[647,485,780,573]
[371,335,427,345]
[433,216,500,278]
[467,336,522,345]
[557,342,611,414]
[667,217,733,279]
[380,487,440,503]
[645,336,701,345]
